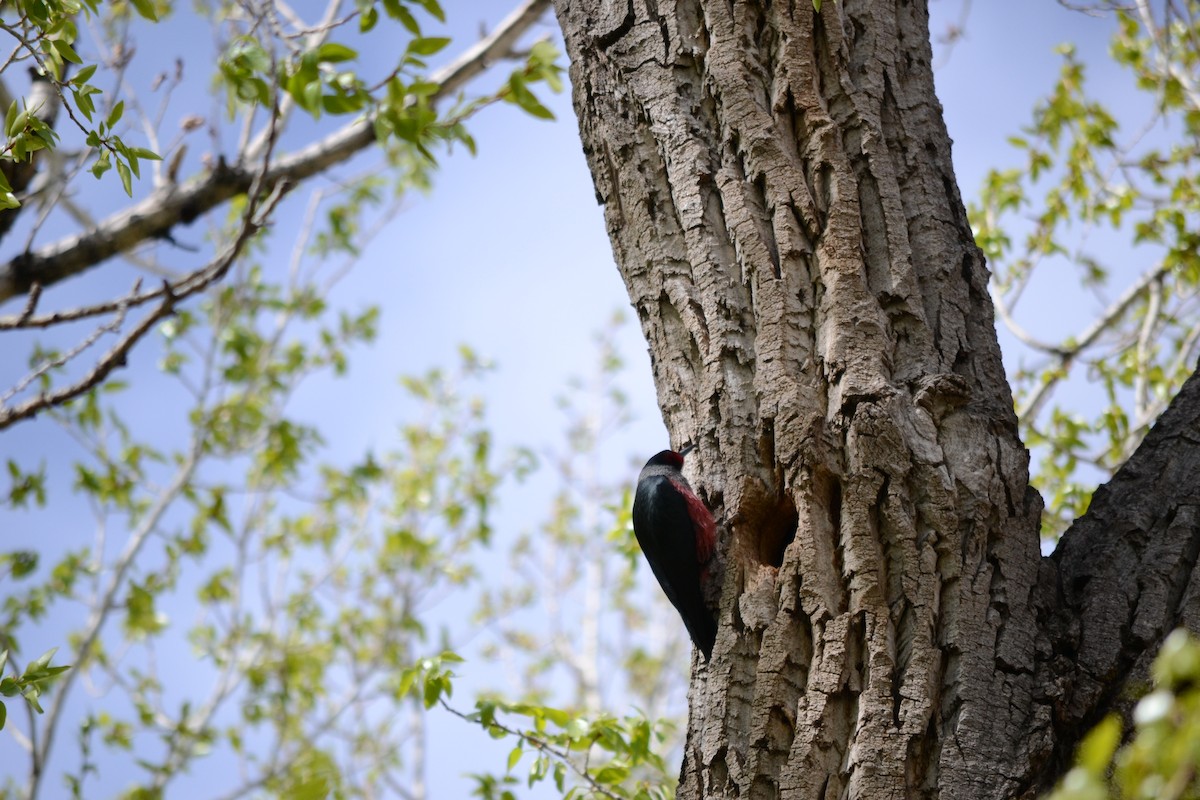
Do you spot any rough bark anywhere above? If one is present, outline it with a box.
[553,1,1200,798]
[1037,366,1200,782]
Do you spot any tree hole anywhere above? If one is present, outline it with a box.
[757,496,799,569]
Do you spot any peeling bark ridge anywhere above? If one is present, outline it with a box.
[549,1,1128,797]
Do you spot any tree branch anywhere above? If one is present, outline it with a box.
[0,175,288,430]
[0,81,290,430]
[1043,358,1200,756]
[0,0,552,306]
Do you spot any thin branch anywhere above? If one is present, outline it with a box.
[14,280,40,322]
[992,286,1061,353]
[1134,275,1163,422]
[0,69,292,429]
[23,157,274,775]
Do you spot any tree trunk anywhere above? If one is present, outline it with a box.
[552,1,1200,798]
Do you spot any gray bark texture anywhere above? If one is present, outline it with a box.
[551,1,1200,798]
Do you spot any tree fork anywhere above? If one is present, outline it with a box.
[549,1,1120,797]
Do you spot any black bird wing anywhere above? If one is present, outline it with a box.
[632,475,717,658]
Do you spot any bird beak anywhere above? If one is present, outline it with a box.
[679,443,696,457]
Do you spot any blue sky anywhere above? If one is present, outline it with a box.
[0,0,1138,796]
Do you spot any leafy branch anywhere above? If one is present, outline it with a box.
[0,648,71,732]
[399,653,674,800]
[0,0,561,437]
[0,0,556,304]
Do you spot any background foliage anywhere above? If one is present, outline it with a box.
[971,2,1200,537]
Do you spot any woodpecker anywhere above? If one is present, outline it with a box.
[632,447,718,660]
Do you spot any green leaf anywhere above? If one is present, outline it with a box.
[422,674,440,709]
[395,667,417,699]
[6,552,37,577]
[129,0,158,20]
[316,42,358,63]
[593,764,629,785]
[107,100,124,129]
[359,6,378,31]
[70,63,98,85]
[408,37,450,56]
[51,39,82,64]
[1077,714,1120,775]
[90,152,111,179]
[506,745,522,772]
[26,648,58,674]
[116,159,132,196]
[412,0,445,22]
[505,77,554,120]
[73,87,96,121]
[8,109,29,137]
[383,0,420,34]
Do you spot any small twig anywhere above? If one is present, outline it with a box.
[1,279,139,404]
[932,0,972,70]
[1134,275,1164,422]
[15,280,40,323]
[992,286,1061,353]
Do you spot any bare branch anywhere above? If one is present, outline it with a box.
[13,280,40,323]
[0,288,166,429]
[28,442,203,796]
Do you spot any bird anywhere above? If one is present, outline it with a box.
[632,446,718,660]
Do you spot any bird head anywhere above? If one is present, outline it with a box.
[645,447,690,469]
